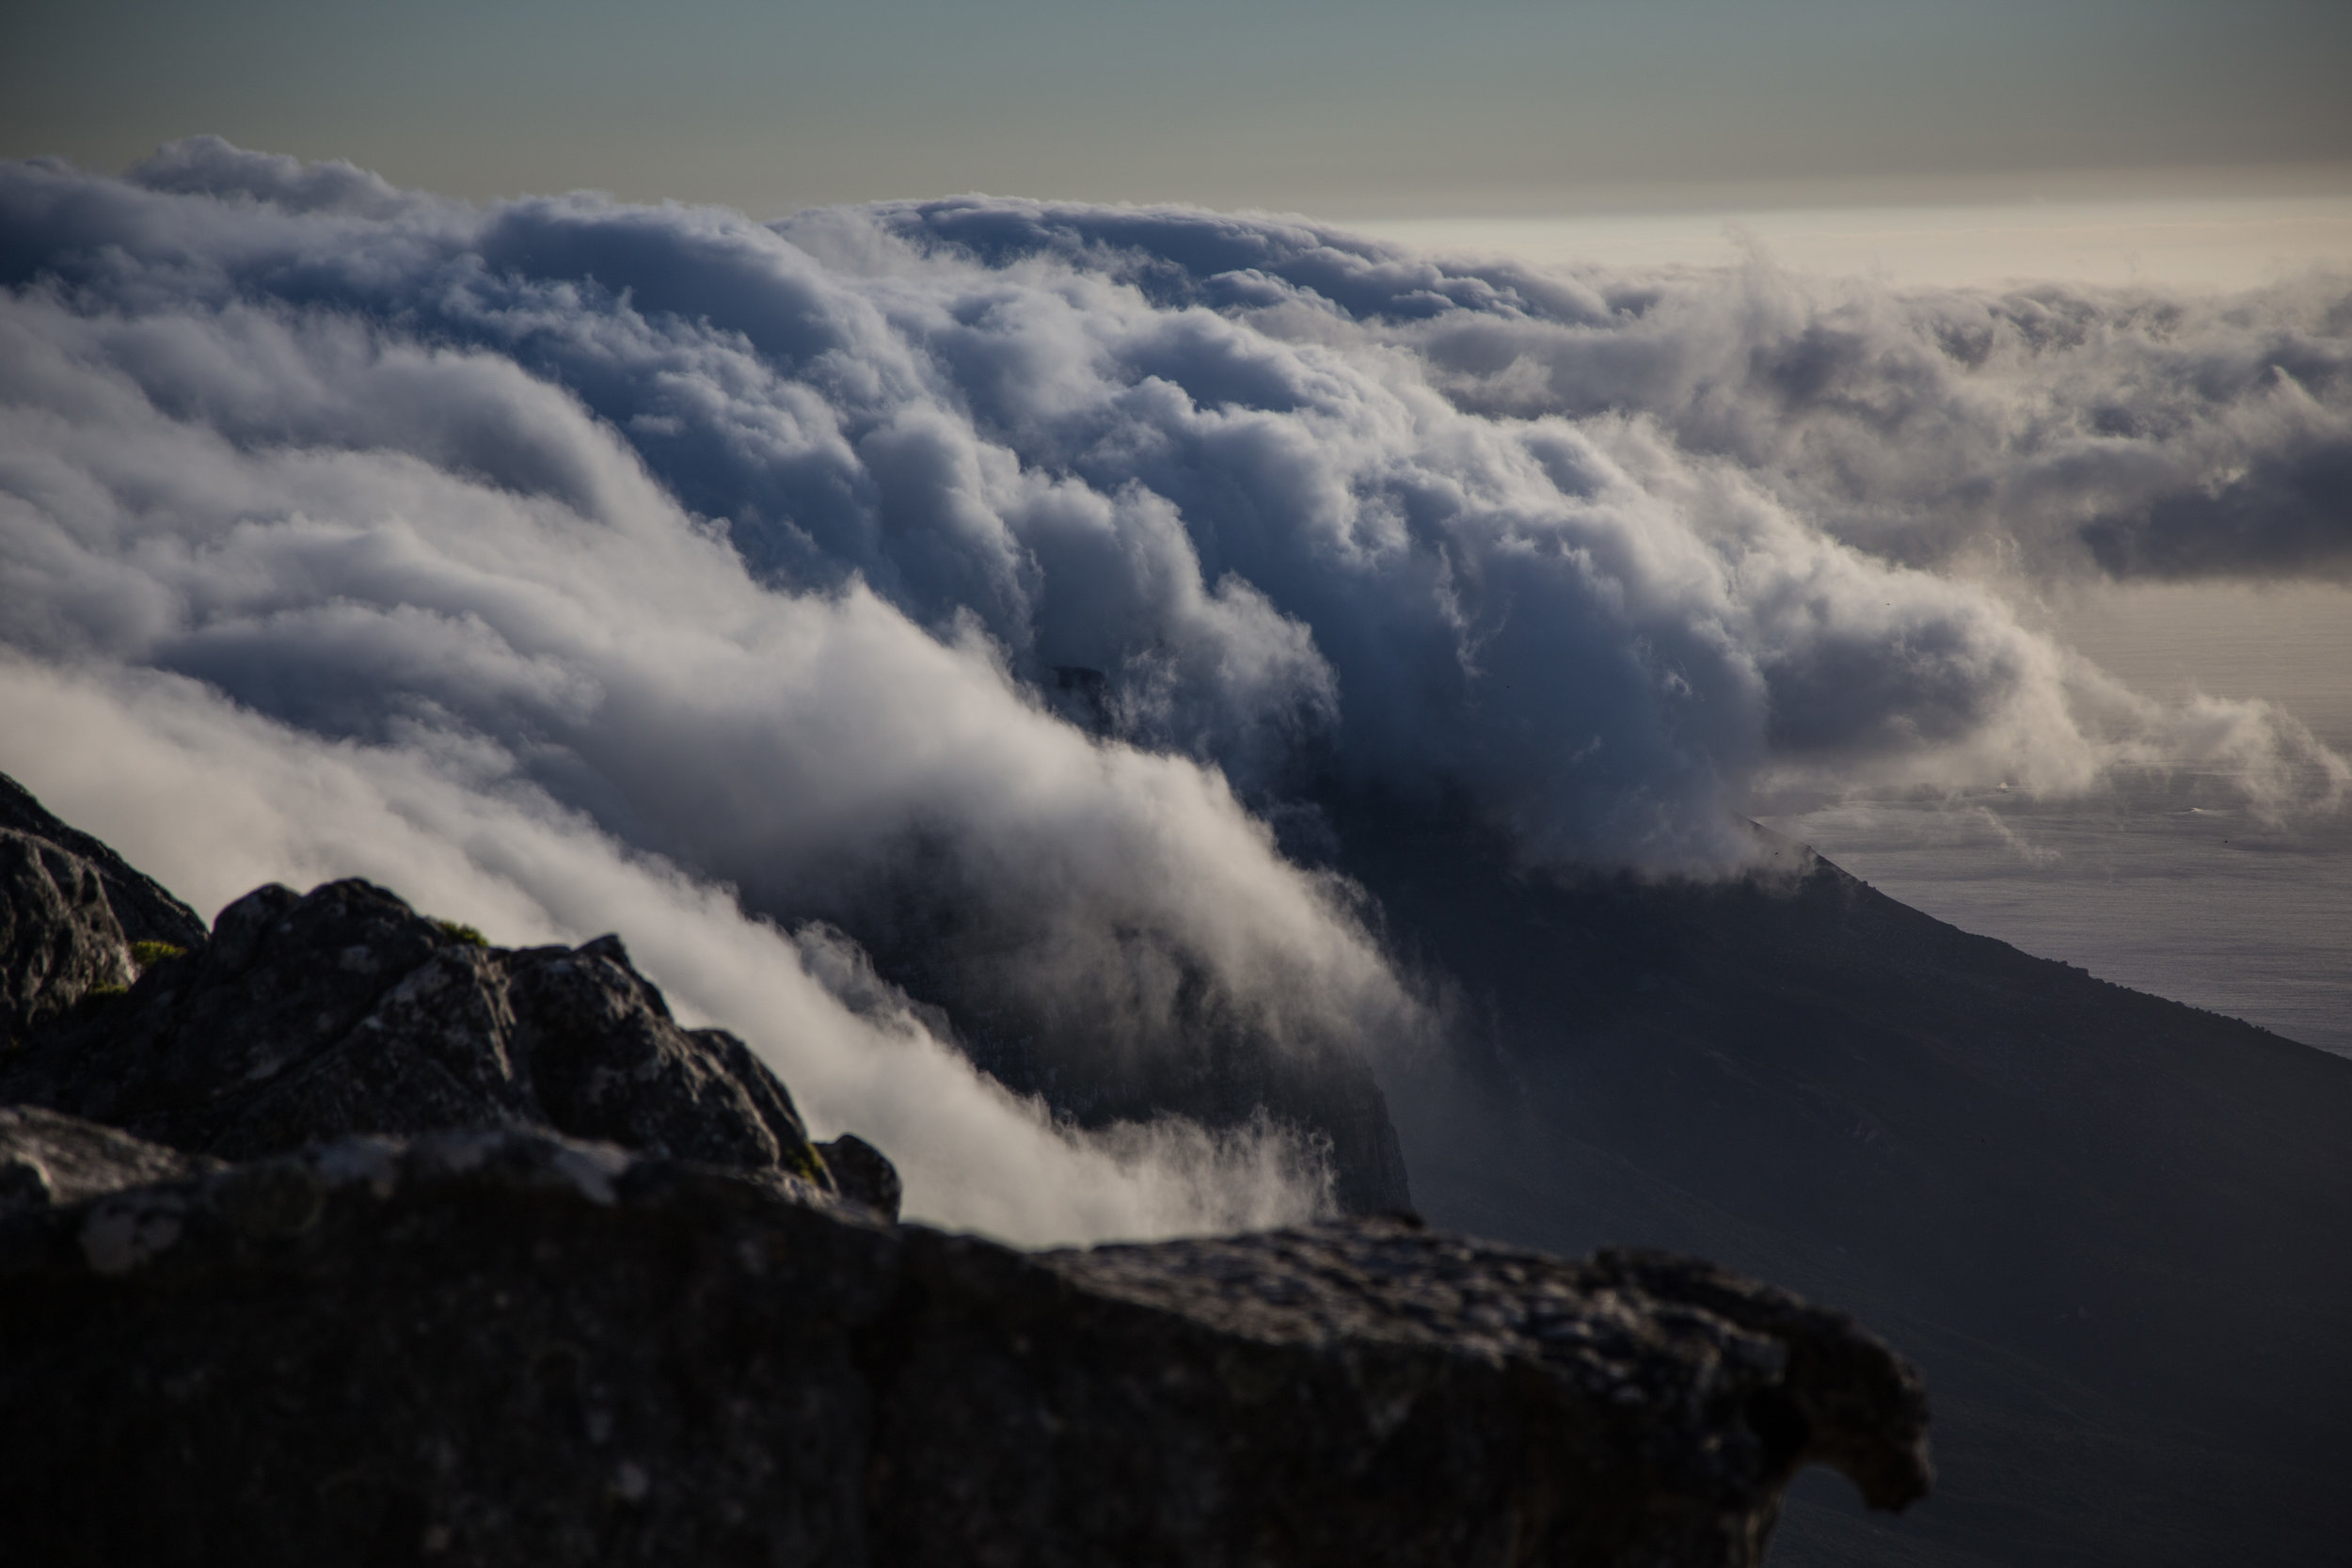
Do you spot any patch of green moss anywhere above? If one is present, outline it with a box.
[131,940,186,972]
[84,983,129,1002]
[790,1143,833,1190]
[431,918,488,948]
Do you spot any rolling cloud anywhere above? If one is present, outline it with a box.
[2,141,2344,1236]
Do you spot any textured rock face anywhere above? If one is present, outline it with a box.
[0,1128,1929,1568]
[0,877,835,1191]
[0,829,137,1044]
[0,774,209,950]
[882,1225,1929,1568]
[818,1132,904,1222]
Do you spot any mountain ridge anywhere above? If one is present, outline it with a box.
[1310,784,2352,1565]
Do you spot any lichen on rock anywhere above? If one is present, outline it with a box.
[0,1127,1928,1567]
[0,876,853,1200]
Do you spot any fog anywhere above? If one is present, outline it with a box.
[4,141,2344,1236]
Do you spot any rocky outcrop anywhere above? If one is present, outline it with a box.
[0,877,838,1192]
[0,828,138,1044]
[817,1131,904,1222]
[0,773,1933,1563]
[0,1126,1928,1568]
[0,773,208,950]
[882,1222,1928,1567]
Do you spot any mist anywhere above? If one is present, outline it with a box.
[4,141,2345,1239]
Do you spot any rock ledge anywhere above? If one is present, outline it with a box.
[0,773,1930,1565]
[0,1122,1927,1567]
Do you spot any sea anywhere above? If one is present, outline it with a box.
[1760,581,2352,1058]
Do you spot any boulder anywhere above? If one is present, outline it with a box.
[818,1132,904,1222]
[0,1128,1929,1567]
[0,877,847,1195]
[0,828,137,1044]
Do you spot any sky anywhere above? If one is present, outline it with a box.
[1359,195,2352,293]
[6,0,2350,218]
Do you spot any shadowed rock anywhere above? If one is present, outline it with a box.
[0,774,1931,1561]
[0,1104,223,1214]
[0,774,208,950]
[0,1129,1929,1567]
[818,1132,904,1222]
[0,829,137,1044]
[0,876,849,1195]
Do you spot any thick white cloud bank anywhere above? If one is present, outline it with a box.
[0,659,1339,1242]
[2,142,2345,1235]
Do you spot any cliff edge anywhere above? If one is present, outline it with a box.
[0,774,1929,1565]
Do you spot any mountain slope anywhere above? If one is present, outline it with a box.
[1323,791,2352,1565]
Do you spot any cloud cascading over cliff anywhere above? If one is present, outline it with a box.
[3,140,2345,1237]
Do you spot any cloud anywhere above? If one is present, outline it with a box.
[1,145,2344,1234]
[1377,247,2352,585]
[0,656,1341,1244]
[878,199,2351,584]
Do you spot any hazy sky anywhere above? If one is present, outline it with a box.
[7,0,2349,217]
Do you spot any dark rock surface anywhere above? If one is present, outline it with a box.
[0,1127,1928,1567]
[0,773,208,950]
[0,771,1931,1562]
[882,1225,1927,1568]
[818,1132,903,1222]
[0,827,137,1044]
[0,875,839,1193]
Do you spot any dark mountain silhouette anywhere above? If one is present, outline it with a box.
[1313,786,2352,1565]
